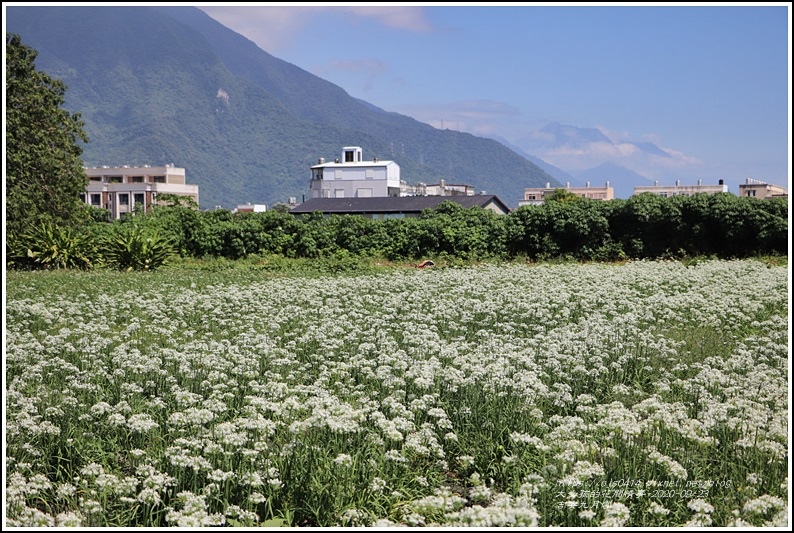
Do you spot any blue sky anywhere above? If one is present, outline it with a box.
[198,2,791,192]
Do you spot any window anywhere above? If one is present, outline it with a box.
[131,176,144,183]
[90,194,101,205]
[134,193,145,207]
[153,176,166,183]
[108,176,123,183]
[345,151,355,162]
[119,193,129,205]
[89,176,101,182]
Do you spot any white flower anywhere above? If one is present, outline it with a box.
[127,413,158,433]
[687,498,715,514]
[743,494,786,515]
[601,502,630,527]
[370,477,387,492]
[333,453,353,467]
[248,492,266,504]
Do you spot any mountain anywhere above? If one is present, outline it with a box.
[574,162,654,199]
[492,130,656,198]
[510,122,685,197]
[5,6,559,209]
[487,135,581,187]
[518,122,614,149]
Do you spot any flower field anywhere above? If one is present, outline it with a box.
[4,259,789,527]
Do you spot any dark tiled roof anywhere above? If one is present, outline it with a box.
[290,195,509,214]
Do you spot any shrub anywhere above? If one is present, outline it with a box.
[101,226,176,271]
[6,223,94,270]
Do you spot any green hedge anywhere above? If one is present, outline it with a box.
[5,193,788,270]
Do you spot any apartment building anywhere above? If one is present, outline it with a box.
[82,164,199,219]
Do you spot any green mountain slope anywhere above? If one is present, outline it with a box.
[6,6,559,209]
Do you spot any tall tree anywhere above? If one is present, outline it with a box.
[5,33,89,237]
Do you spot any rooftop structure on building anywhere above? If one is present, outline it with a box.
[82,164,199,219]
[519,181,614,206]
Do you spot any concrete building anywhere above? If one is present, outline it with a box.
[633,179,728,198]
[82,164,199,219]
[737,178,788,200]
[519,181,614,206]
[310,146,401,199]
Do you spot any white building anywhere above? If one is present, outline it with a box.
[310,146,401,199]
[82,164,199,219]
[633,179,728,197]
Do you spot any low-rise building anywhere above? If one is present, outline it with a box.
[738,178,788,200]
[82,164,199,219]
[290,195,510,219]
[519,181,614,206]
[633,179,728,197]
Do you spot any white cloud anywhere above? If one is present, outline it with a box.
[531,137,701,178]
[324,58,390,75]
[392,99,524,136]
[344,6,435,32]
[198,6,433,53]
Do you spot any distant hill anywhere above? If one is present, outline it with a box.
[5,6,559,209]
